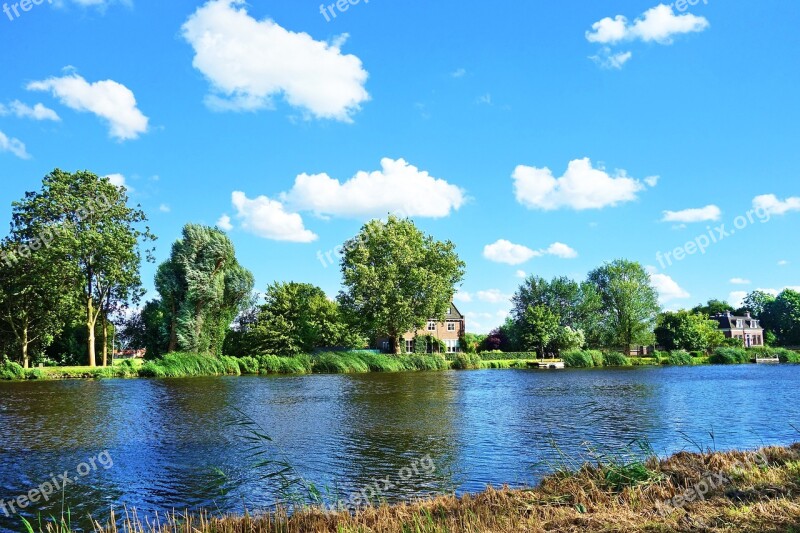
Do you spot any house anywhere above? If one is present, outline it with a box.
[712,311,765,347]
[377,302,466,354]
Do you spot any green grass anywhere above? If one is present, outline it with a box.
[311,351,448,373]
[139,353,241,378]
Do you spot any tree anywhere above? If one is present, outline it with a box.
[237,282,364,356]
[552,326,585,355]
[0,237,75,367]
[519,305,560,358]
[338,216,465,354]
[587,260,660,354]
[511,275,601,348]
[739,291,776,318]
[9,170,154,366]
[155,224,254,357]
[769,290,800,346]
[691,299,732,317]
[655,311,724,352]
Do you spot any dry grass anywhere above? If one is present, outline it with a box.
[69,445,800,533]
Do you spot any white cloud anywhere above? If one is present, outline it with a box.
[730,278,751,285]
[483,239,577,265]
[729,291,748,308]
[753,194,800,216]
[483,240,538,265]
[513,158,648,210]
[451,68,466,78]
[0,101,60,121]
[159,204,171,213]
[216,214,233,231]
[0,130,30,159]
[515,270,527,279]
[105,173,133,191]
[282,158,465,219]
[589,47,633,69]
[778,260,789,266]
[476,93,492,105]
[230,191,317,243]
[477,289,512,304]
[181,0,369,121]
[27,73,149,140]
[645,176,660,187]
[646,267,690,304]
[731,286,800,307]
[587,4,709,45]
[662,204,721,223]
[453,291,472,303]
[544,242,578,259]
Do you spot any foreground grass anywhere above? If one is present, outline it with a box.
[65,444,800,533]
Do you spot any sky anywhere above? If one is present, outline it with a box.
[0,0,798,333]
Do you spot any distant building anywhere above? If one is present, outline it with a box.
[712,311,765,347]
[114,348,147,359]
[377,302,465,354]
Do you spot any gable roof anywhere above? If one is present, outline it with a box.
[713,312,762,330]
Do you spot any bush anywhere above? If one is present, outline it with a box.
[562,350,597,368]
[24,368,47,380]
[709,347,750,365]
[750,347,800,363]
[451,353,482,370]
[603,352,631,367]
[237,356,260,374]
[137,353,242,378]
[663,350,694,366]
[309,352,448,374]
[0,359,25,380]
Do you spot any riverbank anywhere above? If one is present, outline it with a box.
[80,444,800,532]
[2,347,797,381]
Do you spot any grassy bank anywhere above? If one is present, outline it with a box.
[72,444,800,532]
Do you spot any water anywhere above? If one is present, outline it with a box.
[1,365,799,531]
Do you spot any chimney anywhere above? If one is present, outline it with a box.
[745,311,751,318]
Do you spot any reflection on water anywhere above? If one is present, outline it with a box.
[1,365,799,531]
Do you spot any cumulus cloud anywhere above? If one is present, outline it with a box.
[105,173,132,191]
[216,214,233,231]
[0,131,31,159]
[477,289,512,304]
[483,239,577,265]
[282,158,465,219]
[587,4,709,45]
[646,267,690,304]
[589,47,633,70]
[661,204,721,223]
[730,278,751,285]
[730,286,800,307]
[159,204,171,213]
[181,0,369,121]
[0,101,60,121]
[513,158,651,210]
[230,191,317,243]
[515,270,527,279]
[27,73,148,140]
[453,291,472,303]
[753,194,800,216]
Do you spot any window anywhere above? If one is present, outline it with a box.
[736,319,744,328]
[427,321,436,331]
[751,320,759,328]
[381,341,390,352]
[447,307,452,315]
[447,322,456,331]
[406,340,414,353]
[445,339,460,353]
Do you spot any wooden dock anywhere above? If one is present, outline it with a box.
[527,361,565,369]
[755,357,780,364]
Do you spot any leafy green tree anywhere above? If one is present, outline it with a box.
[587,260,660,354]
[691,299,732,317]
[460,333,486,354]
[121,300,170,359]
[9,170,154,366]
[519,305,560,358]
[235,282,364,356]
[155,224,254,356]
[338,216,465,354]
[769,289,800,346]
[655,311,724,352]
[739,291,776,318]
[552,326,585,355]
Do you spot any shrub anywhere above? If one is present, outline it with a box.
[451,353,482,370]
[603,352,631,367]
[24,368,47,380]
[777,349,800,363]
[137,353,242,378]
[237,356,260,374]
[589,351,605,367]
[709,347,750,365]
[562,350,596,368]
[663,350,694,366]
[256,354,312,375]
[0,359,25,380]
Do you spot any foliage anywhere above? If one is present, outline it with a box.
[138,353,241,378]
[692,299,733,317]
[460,333,485,354]
[709,347,751,365]
[603,352,631,367]
[655,311,725,352]
[552,326,585,354]
[155,224,254,357]
[768,289,800,346]
[662,350,694,366]
[749,347,800,363]
[587,260,659,354]
[9,169,154,366]
[337,216,465,353]
[450,353,482,370]
[562,350,602,368]
[0,357,25,380]
[311,351,448,373]
[518,304,560,357]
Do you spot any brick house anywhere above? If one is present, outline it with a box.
[377,302,466,354]
[712,311,765,347]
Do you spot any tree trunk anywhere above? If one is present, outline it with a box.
[22,325,29,369]
[391,332,400,355]
[102,315,108,367]
[87,298,96,367]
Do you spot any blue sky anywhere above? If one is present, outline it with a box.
[1,0,798,332]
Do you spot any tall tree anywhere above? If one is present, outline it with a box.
[655,311,725,352]
[9,170,154,366]
[587,260,660,354]
[519,304,560,358]
[338,216,465,354]
[155,224,254,356]
[691,299,733,317]
[769,289,800,346]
